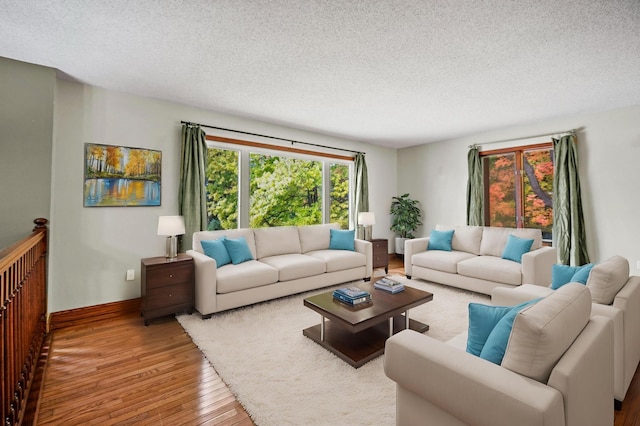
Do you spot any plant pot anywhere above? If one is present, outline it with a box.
[395,237,408,255]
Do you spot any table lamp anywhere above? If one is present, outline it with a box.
[157,215,185,259]
[357,212,375,241]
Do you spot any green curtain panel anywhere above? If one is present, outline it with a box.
[466,146,483,226]
[352,153,369,229]
[178,124,208,251]
[553,134,590,265]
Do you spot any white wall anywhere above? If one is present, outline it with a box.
[397,105,640,273]
[50,79,397,313]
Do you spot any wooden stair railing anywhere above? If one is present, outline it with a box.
[1,218,48,426]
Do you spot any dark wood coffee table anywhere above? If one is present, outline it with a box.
[303,279,433,368]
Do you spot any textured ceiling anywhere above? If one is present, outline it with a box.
[1,0,639,148]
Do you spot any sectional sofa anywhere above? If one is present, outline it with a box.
[186,223,372,316]
[384,283,614,426]
[404,224,557,295]
[492,255,640,406]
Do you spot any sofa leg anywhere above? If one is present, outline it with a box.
[615,399,622,411]
[364,277,371,282]
[406,275,412,280]
[202,314,213,320]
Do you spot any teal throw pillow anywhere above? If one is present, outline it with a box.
[329,229,355,251]
[479,298,541,365]
[222,236,254,264]
[201,237,231,267]
[571,263,594,284]
[427,229,454,251]
[501,234,534,263]
[466,303,513,356]
[551,264,579,289]
[550,263,594,289]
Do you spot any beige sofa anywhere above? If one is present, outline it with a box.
[405,224,557,295]
[186,223,372,316]
[384,283,614,426]
[492,255,640,406]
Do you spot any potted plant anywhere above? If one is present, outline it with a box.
[390,193,423,255]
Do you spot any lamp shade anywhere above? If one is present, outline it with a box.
[358,212,376,226]
[157,215,185,236]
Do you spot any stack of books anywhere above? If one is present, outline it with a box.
[333,287,372,306]
[374,277,405,294]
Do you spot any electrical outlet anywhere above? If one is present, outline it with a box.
[126,269,135,281]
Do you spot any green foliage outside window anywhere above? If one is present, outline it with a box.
[329,163,349,229]
[205,147,350,230]
[206,148,238,230]
[250,154,322,227]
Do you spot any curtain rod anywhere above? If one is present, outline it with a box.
[181,121,365,156]
[468,128,578,149]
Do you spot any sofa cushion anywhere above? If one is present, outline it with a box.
[307,249,366,273]
[298,223,340,253]
[501,235,534,263]
[501,283,592,383]
[436,224,483,255]
[254,226,301,259]
[457,256,522,285]
[412,250,477,274]
[480,227,542,257]
[222,236,254,264]
[216,260,279,293]
[427,229,454,251]
[587,255,629,304]
[551,263,594,290]
[259,254,326,281]
[329,229,355,251]
[201,238,231,267]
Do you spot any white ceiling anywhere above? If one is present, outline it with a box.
[1,1,639,148]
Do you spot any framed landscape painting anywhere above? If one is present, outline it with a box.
[84,143,161,207]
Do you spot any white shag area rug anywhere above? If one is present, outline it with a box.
[177,276,489,426]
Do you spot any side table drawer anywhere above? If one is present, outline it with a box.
[145,263,193,289]
[145,282,193,311]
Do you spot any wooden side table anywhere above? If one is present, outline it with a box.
[371,238,389,273]
[141,253,194,326]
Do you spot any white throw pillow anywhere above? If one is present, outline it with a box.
[586,255,629,305]
[501,283,592,383]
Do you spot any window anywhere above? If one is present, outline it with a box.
[482,144,554,241]
[249,153,322,227]
[206,147,238,230]
[205,145,351,230]
[329,163,349,229]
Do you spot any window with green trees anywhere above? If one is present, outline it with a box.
[205,146,350,230]
[482,144,554,241]
[206,148,238,230]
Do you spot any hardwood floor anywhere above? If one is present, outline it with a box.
[31,255,640,425]
[34,313,253,425]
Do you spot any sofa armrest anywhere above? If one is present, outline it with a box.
[404,237,429,278]
[491,284,553,306]
[522,246,557,286]
[612,276,640,394]
[354,239,373,278]
[547,316,614,426]
[186,249,218,315]
[384,330,564,426]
